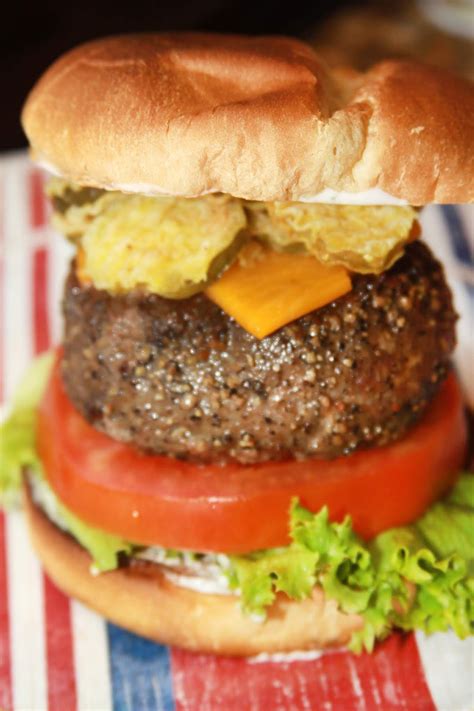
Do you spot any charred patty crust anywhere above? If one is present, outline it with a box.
[62,241,456,464]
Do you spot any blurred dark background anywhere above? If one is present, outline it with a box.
[1,0,472,151]
[2,0,358,151]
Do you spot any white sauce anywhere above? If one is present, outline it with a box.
[30,475,236,592]
[36,158,407,206]
[29,474,69,534]
[160,570,236,596]
[298,188,408,206]
[137,547,235,596]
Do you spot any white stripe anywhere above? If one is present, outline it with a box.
[416,632,474,711]
[49,228,73,344]
[3,154,48,711]
[2,158,33,400]
[7,512,48,711]
[71,602,112,711]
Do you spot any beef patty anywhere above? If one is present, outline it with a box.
[62,242,456,464]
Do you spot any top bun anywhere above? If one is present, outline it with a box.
[22,33,473,204]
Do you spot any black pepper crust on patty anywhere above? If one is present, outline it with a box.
[61,241,456,464]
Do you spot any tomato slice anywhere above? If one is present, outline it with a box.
[37,357,467,553]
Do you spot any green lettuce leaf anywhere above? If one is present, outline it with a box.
[230,478,474,652]
[1,354,473,648]
[0,352,54,506]
[231,544,319,616]
[30,476,134,572]
[62,509,133,572]
[0,353,132,570]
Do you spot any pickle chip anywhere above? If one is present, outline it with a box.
[47,178,121,241]
[49,179,418,297]
[248,202,418,274]
[81,194,247,298]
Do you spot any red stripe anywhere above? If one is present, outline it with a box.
[43,578,77,711]
[33,248,51,355]
[348,633,436,710]
[29,169,47,230]
[171,647,329,711]
[171,633,435,710]
[32,235,77,710]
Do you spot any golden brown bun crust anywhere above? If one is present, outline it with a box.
[22,33,473,204]
[24,487,363,656]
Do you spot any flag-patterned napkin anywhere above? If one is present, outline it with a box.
[0,152,472,711]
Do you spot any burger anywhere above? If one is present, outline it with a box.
[1,33,473,656]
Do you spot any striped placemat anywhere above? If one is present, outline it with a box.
[0,151,472,711]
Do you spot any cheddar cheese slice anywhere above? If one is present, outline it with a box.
[206,245,351,338]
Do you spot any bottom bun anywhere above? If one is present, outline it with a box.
[24,486,363,656]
